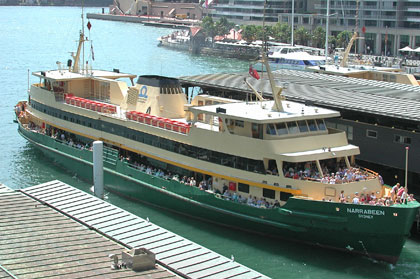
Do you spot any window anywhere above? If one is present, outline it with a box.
[266,124,276,135]
[394,135,411,144]
[238,182,249,193]
[287,121,299,133]
[275,123,288,135]
[316,119,326,130]
[298,120,309,132]
[280,192,292,201]
[235,120,244,127]
[263,188,275,199]
[307,119,318,131]
[366,130,377,139]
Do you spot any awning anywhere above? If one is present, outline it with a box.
[278,145,360,162]
[413,47,420,53]
[398,46,413,52]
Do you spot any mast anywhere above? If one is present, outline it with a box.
[324,0,330,64]
[82,0,85,73]
[262,0,284,112]
[72,32,85,73]
[291,0,294,46]
[71,0,86,73]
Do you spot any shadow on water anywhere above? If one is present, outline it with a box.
[12,144,420,279]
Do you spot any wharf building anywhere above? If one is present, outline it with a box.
[210,0,420,56]
[179,70,420,195]
[112,0,204,20]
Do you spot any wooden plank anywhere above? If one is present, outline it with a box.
[106,223,153,238]
[185,262,237,279]
[129,234,184,252]
[165,250,213,265]
[146,240,191,254]
[93,216,139,231]
[200,267,254,279]
[156,245,203,261]
[227,270,266,279]
[169,253,220,270]
[66,203,114,216]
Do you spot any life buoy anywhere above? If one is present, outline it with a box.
[139,85,148,98]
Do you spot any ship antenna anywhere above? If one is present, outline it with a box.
[82,0,85,73]
[71,0,86,73]
[261,0,284,112]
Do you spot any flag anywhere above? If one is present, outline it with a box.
[91,43,95,61]
[87,21,92,30]
[249,65,260,80]
[205,0,208,8]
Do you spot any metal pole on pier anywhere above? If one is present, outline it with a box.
[291,0,294,46]
[325,0,330,64]
[93,141,104,199]
[405,146,409,199]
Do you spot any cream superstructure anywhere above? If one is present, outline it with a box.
[26,65,383,205]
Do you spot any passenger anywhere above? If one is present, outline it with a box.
[397,185,405,197]
[391,183,399,202]
[339,190,345,203]
[401,189,408,204]
[352,193,360,204]
[247,196,253,206]
[232,192,238,202]
[223,190,231,200]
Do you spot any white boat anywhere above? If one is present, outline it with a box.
[255,50,327,72]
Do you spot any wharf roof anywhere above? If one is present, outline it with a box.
[19,180,270,279]
[179,69,420,122]
[33,69,137,81]
[0,182,178,279]
[189,99,339,123]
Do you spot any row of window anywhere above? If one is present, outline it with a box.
[266,119,327,136]
[30,100,266,174]
[367,129,412,144]
[326,121,412,145]
[237,182,291,201]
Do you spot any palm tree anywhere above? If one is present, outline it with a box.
[294,26,310,45]
[201,16,216,38]
[336,31,352,48]
[271,23,291,43]
[311,27,325,48]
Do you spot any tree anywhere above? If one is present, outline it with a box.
[201,16,216,38]
[311,27,325,48]
[271,23,291,43]
[242,25,258,42]
[294,26,310,45]
[336,31,352,48]
[214,17,235,36]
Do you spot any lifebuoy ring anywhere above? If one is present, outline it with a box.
[139,85,148,98]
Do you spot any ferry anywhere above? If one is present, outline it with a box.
[15,28,419,264]
[254,46,327,72]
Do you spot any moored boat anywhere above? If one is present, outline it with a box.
[15,24,420,264]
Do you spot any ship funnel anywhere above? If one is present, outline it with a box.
[125,75,187,119]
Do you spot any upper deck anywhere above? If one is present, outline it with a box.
[33,69,136,81]
[189,99,340,124]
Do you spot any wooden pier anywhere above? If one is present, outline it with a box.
[0,182,178,279]
[1,180,269,279]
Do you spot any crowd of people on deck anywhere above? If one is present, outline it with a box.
[283,161,376,184]
[26,122,416,208]
[343,182,416,206]
[121,154,281,208]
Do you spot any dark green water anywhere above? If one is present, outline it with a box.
[1,6,419,279]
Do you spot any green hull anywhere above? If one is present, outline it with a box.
[18,123,420,264]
